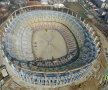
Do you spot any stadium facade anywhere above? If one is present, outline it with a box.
[1,5,101,88]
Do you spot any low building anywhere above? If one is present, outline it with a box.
[53,4,64,8]
[28,1,40,6]
[101,0,108,9]
[41,0,48,5]
[49,0,78,4]
[96,9,107,16]
[0,65,9,87]
[0,1,10,6]
[92,0,108,9]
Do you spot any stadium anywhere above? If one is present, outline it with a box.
[1,5,101,88]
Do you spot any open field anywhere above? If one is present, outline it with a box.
[32,30,67,60]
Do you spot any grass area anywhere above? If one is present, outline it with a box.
[9,6,19,12]
[79,12,88,19]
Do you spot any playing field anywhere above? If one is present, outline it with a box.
[32,30,67,60]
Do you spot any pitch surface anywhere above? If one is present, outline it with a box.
[32,30,67,60]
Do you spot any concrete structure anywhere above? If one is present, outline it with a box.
[1,5,101,89]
